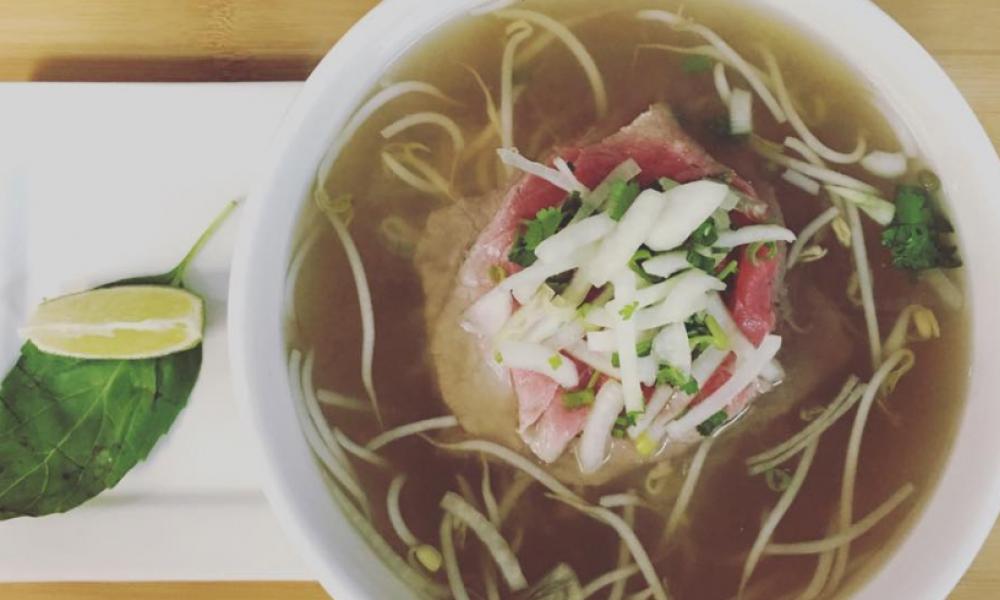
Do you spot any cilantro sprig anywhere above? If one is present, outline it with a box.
[881,185,960,272]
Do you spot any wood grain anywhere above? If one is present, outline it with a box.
[0,1,995,599]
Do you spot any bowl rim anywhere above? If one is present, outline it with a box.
[228,1,1000,599]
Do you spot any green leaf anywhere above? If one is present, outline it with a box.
[0,202,236,519]
[881,186,961,272]
[0,342,199,518]
[508,204,571,268]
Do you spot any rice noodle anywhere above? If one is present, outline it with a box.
[883,304,940,356]
[316,389,372,412]
[548,495,669,600]
[787,206,840,268]
[498,474,536,522]
[440,515,470,600]
[799,523,836,600]
[333,428,390,468]
[441,492,528,591]
[388,475,419,547]
[367,415,459,451]
[638,10,785,123]
[768,484,915,556]
[783,136,824,167]
[781,169,821,196]
[500,20,534,150]
[831,350,910,585]
[748,382,865,476]
[316,81,454,181]
[381,112,466,157]
[751,139,878,194]
[497,9,609,118]
[599,493,650,510]
[739,438,819,597]
[582,565,641,599]
[284,225,321,328]
[481,458,501,525]
[844,202,882,370]
[288,350,369,515]
[497,147,588,193]
[666,436,715,537]
[921,269,964,311]
[762,50,866,164]
[319,470,447,598]
[713,61,732,105]
[381,146,454,198]
[433,439,582,502]
[317,195,382,425]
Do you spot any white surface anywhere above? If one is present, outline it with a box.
[229,1,1000,600]
[0,82,312,580]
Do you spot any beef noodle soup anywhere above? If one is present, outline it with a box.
[285,1,969,598]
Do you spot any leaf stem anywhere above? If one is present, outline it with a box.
[168,200,239,287]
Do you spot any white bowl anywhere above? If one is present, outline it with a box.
[228,1,1000,598]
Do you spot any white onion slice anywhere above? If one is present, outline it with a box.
[635,279,677,308]
[666,335,782,438]
[586,329,617,353]
[652,322,691,373]
[641,251,690,279]
[729,87,754,135]
[634,270,725,331]
[637,355,658,387]
[611,273,644,413]
[578,381,626,473]
[497,147,588,193]
[715,225,796,248]
[861,151,908,179]
[628,385,673,439]
[566,341,621,379]
[645,181,730,251]
[782,169,821,195]
[464,287,513,339]
[588,190,667,286]
[497,340,579,388]
[536,213,616,262]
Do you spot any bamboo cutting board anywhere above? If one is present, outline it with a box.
[0,0,995,598]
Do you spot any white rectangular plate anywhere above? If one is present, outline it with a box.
[0,82,312,581]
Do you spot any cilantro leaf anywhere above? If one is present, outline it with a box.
[881,185,961,272]
[508,205,569,267]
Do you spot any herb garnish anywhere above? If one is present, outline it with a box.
[656,364,700,395]
[0,202,236,519]
[606,180,641,221]
[881,185,960,272]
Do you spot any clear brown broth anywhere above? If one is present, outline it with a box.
[291,1,970,598]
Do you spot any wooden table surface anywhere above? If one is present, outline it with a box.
[0,0,996,598]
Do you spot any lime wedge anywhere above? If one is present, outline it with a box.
[21,286,204,360]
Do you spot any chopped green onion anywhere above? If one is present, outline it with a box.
[918,169,941,193]
[611,340,652,368]
[691,218,719,246]
[619,301,639,320]
[628,247,659,283]
[635,432,657,457]
[656,364,699,395]
[548,354,564,370]
[576,302,594,319]
[606,180,641,221]
[746,241,777,266]
[696,409,728,436]
[687,248,717,272]
[489,264,507,283]
[717,260,739,281]
[494,351,504,364]
[704,315,730,350]
[657,177,681,191]
[563,389,595,409]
